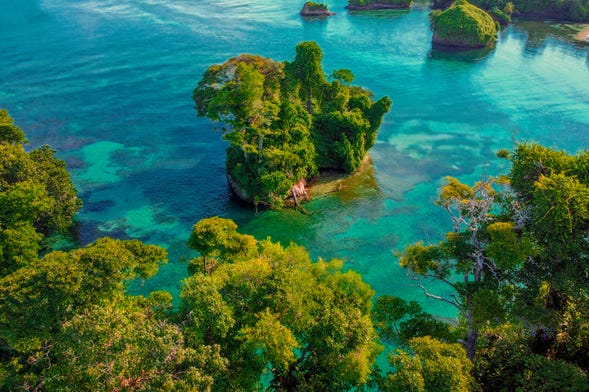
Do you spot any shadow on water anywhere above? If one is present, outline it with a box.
[428,45,494,62]
[428,21,589,63]
[232,159,385,256]
[307,158,382,205]
[508,21,589,57]
[347,8,411,20]
[300,15,333,24]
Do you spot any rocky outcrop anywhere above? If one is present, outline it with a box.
[430,0,498,48]
[300,2,335,17]
[228,174,310,209]
[227,174,253,204]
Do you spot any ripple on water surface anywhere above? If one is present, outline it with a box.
[1,0,588,315]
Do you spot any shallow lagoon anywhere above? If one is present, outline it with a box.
[1,0,588,316]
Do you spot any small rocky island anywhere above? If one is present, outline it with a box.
[300,1,335,17]
[346,0,413,10]
[430,0,498,48]
[193,42,391,209]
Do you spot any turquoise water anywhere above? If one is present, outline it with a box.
[1,0,588,316]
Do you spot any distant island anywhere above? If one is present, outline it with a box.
[434,0,589,22]
[300,1,335,17]
[346,0,413,10]
[430,0,499,48]
[193,41,391,209]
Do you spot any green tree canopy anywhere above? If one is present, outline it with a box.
[0,110,81,277]
[373,295,459,345]
[379,336,474,392]
[430,0,499,48]
[289,41,327,114]
[0,237,169,390]
[396,144,589,389]
[180,219,381,391]
[475,323,588,391]
[187,216,256,274]
[193,42,391,208]
[504,144,589,371]
[443,0,589,22]
[0,109,26,145]
[399,175,533,361]
[0,237,167,353]
[45,297,227,391]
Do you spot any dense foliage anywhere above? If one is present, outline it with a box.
[303,1,329,11]
[0,218,382,391]
[381,336,474,391]
[193,42,391,208]
[399,144,589,390]
[475,323,588,391]
[434,0,589,22]
[3,110,589,390]
[0,236,173,390]
[0,110,81,276]
[430,0,499,48]
[0,119,383,390]
[512,0,589,20]
[182,219,381,391]
[487,4,513,25]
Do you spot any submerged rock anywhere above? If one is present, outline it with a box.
[430,0,498,48]
[300,2,335,17]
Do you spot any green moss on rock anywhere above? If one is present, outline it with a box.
[301,1,335,16]
[430,0,498,48]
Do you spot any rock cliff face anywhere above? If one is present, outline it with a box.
[300,2,335,16]
[431,0,498,48]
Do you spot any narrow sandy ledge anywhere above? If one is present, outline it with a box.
[574,24,589,43]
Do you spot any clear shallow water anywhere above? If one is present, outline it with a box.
[1,0,588,316]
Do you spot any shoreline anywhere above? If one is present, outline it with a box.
[574,24,589,43]
[306,155,374,199]
[227,156,374,208]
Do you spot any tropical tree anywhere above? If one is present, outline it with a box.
[0,110,26,145]
[505,144,589,370]
[45,296,227,391]
[399,175,534,361]
[373,295,459,345]
[395,144,589,389]
[0,110,81,276]
[475,323,588,391]
[0,238,168,390]
[193,43,390,208]
[187,216,256,274]
[180,220,381,391]
[288,41,327,114]
[380,336,474,392]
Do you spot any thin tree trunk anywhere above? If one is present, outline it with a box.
[464,310,478,362]
[465,327,478,362]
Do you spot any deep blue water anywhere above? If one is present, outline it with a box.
[1,0,588,316]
